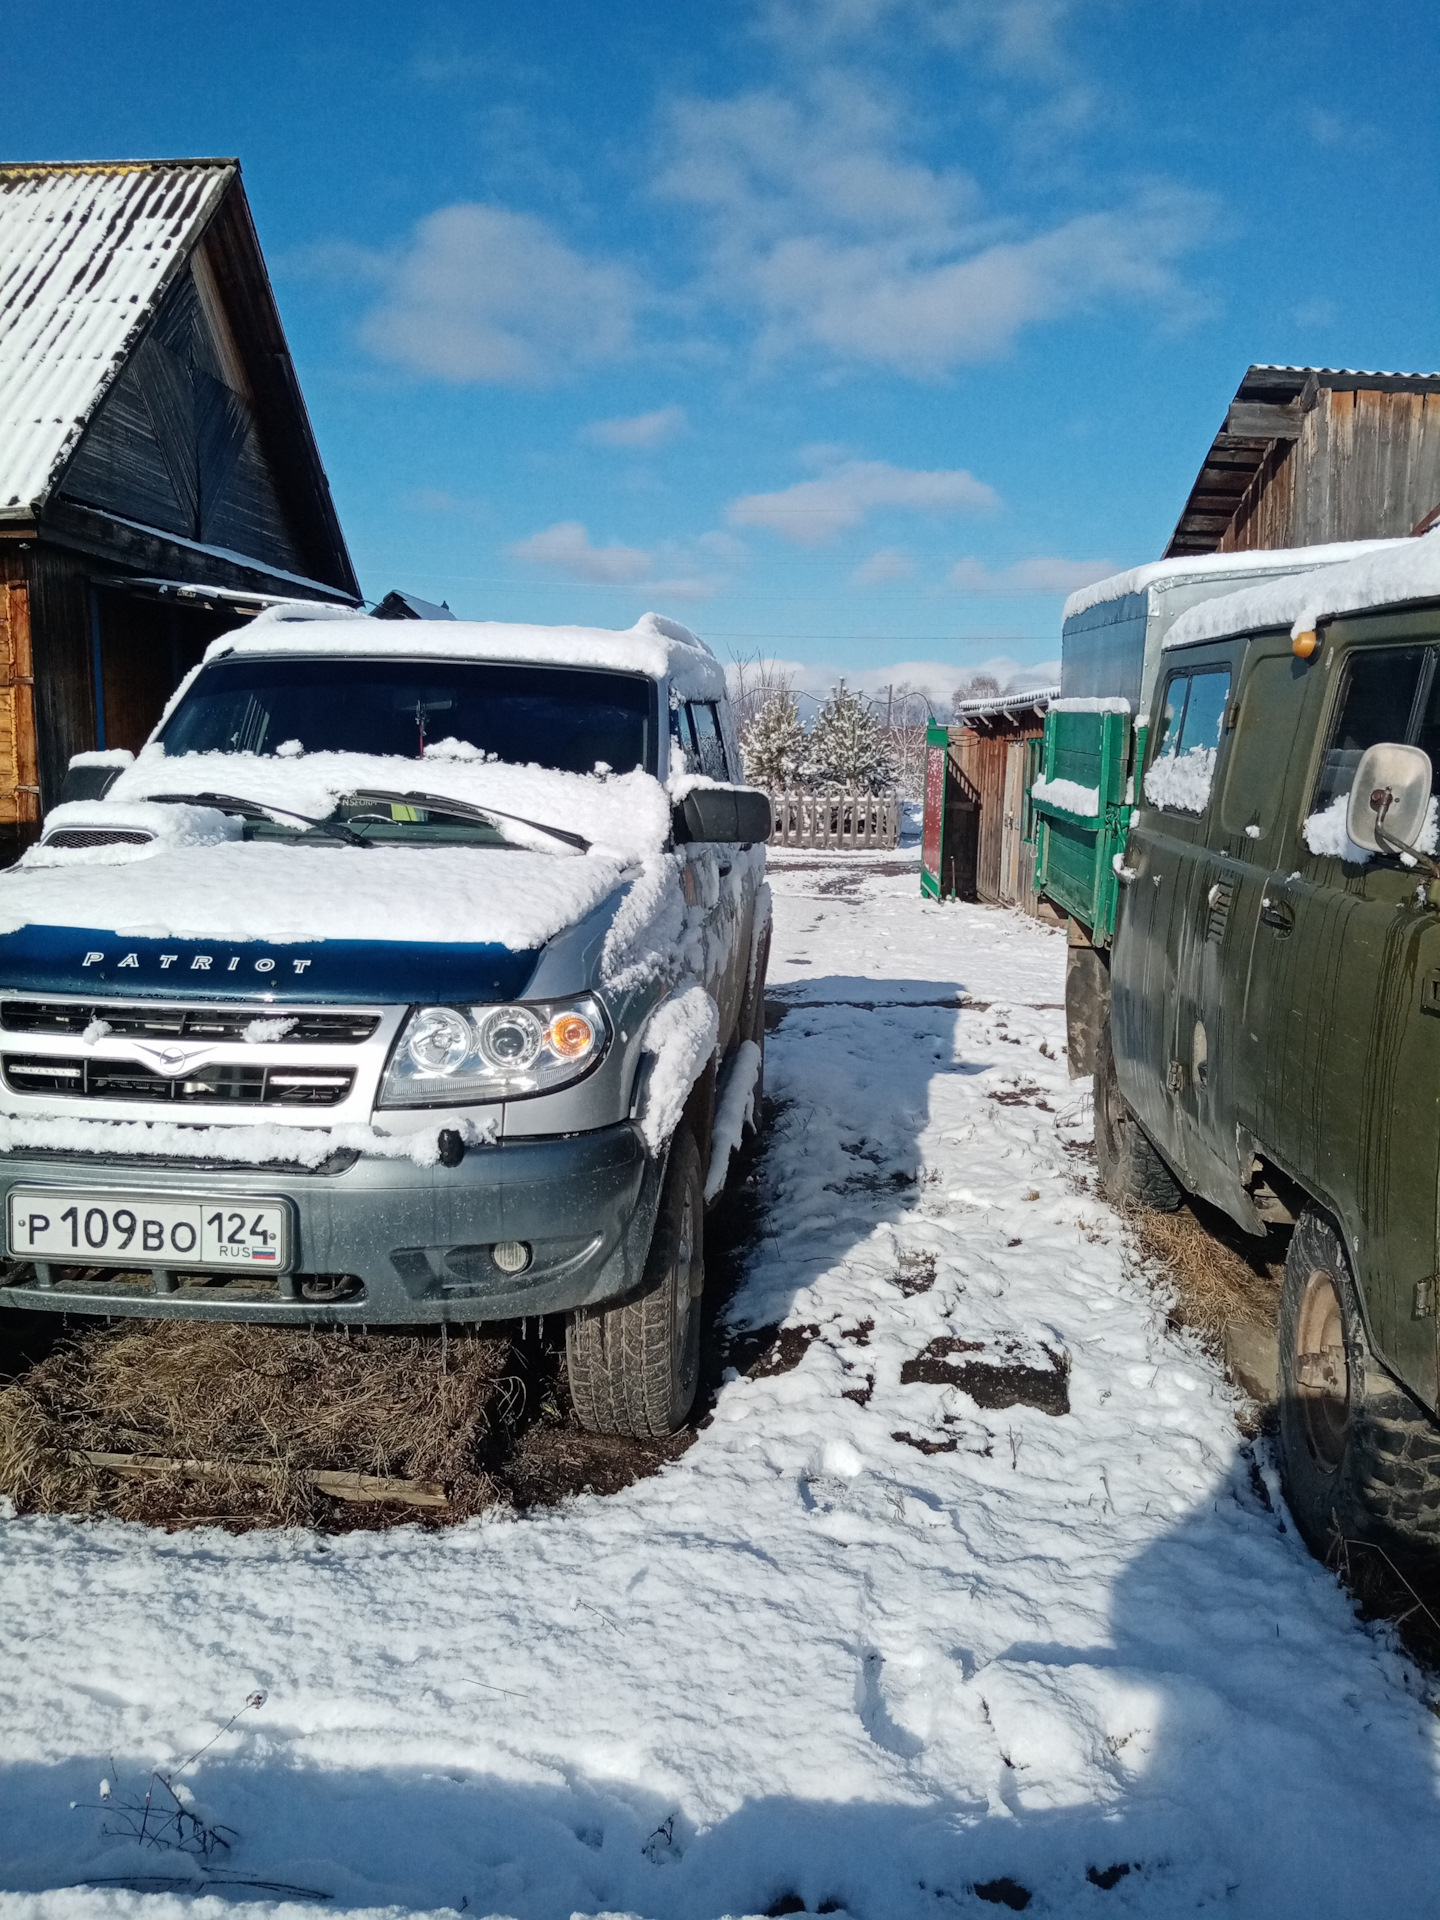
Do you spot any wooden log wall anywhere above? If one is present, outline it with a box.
[1221,386,1440,551]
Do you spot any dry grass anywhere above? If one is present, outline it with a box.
[1126,1198,1285,1349]
[0,1320,520,1530]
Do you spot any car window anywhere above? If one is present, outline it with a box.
[686,702,731,781]
[1312,646,1434,813]
[1219,653,1311,839]
[161,658,657,776]
[1143,667,1230,814]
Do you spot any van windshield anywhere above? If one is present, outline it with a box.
[158,657,657,776]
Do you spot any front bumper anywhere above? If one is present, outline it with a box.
[0,1123,662,1325]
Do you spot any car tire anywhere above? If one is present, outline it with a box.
[1094,1020,1182,1211]
[1277,1209,1440,1561]
[565,1126,705,1437]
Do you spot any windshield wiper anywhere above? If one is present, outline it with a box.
[149,791,370,849]
[346,789,590,853]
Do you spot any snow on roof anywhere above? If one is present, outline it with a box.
[0,160,234,516]
[1165,528,1440,652]
[954,684,1058,719]
[212,606,729,698]
[1062,539,1407,623]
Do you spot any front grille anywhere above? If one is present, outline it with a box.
[3,1055,355,1106]
[1,1001,380,1044]
[41,829,153,849]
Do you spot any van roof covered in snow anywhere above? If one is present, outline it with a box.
[1164,526,1440,652]
[206,605,728,700]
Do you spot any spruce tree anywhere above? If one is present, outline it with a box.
[740,688,806,788]
[802,682,896,793]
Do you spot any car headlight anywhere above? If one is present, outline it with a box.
[379,995,609,1107]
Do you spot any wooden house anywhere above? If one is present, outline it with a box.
[0,159,359,860]
[1165,364,1440,557]
[922,687,1055,913]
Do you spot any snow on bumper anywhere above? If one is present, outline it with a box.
[0,1121,662,1325]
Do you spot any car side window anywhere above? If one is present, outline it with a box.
[1313,646,1435,814]
[1143,666,1230,814]
[687,701,731,781]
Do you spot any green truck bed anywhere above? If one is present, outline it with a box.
[1031,707,1144,944]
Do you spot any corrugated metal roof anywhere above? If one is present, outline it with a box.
[954,684,1058,718]
[0,160,234,516]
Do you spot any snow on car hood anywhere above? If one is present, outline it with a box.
[0,840,629,951]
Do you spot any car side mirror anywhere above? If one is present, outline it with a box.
[55,750,134,809]
[1346,742,1433,854]
[671,786,773,845]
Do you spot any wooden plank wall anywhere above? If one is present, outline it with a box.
[1222,388,1440,550]
[0,551,39,841]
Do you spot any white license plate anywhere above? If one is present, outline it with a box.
[6,1189,291,1272]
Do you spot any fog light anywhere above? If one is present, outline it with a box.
[492,1240,532,1274]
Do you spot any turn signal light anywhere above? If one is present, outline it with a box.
[1293,628,1319,660]
[546,1011,596,1058]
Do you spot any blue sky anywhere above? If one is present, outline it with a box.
[10,1,1440,705]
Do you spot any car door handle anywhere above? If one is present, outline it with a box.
[1260,894,1294,933]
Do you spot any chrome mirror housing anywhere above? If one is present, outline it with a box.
[1346,742,1433,854]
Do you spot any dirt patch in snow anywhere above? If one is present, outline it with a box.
[901,1336,1071,1416]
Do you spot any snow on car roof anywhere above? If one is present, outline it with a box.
[209,605,729,700]
[1062,538,1407,623]
[1164,528,1440,652]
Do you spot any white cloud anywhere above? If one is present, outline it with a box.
[851,547,914,586]
[507,522,730,602]
[948,555,1118,593]
[655,69,1212,376]
[583,405,688,449]
[356,204,637,384]
[729,459,998,545]
[508,522,652,584]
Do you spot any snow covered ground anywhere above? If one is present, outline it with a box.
[4,860,1440,1920]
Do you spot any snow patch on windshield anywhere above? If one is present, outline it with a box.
[109,747,672,864]
[1031,775,1100,816]
[1143,746,1216,814]
[637,983,720,1153]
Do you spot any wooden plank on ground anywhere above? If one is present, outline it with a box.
[68,1449,449,1507]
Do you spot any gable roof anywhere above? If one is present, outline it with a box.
[1164,364,1440,558]
[0,160,234,515]
[0,159,357,599]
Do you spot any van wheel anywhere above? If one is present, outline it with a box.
[1094,1021,1182,1211]
[565,1127,704,1437]
[1277,1210,1440,1560]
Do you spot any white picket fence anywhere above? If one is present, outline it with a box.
[766,790,901,850]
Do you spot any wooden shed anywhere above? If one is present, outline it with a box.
[0,159,359,860]
[1165,364,1440,557]
[922,688,1055,912]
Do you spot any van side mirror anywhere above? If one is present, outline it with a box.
[55,750,134,809]
[1346,743,1433,854]
[671,786,773,845]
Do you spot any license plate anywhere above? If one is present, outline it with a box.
[6,1189,291,1272]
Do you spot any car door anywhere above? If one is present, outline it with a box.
[1170,638,1311,1221]
[1242,622,1440,1404]
[1112,652,1233,1185]
[672,698,755,1048]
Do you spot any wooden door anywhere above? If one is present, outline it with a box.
[0,573,38,831]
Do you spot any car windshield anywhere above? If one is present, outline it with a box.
[158,656,657,776]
